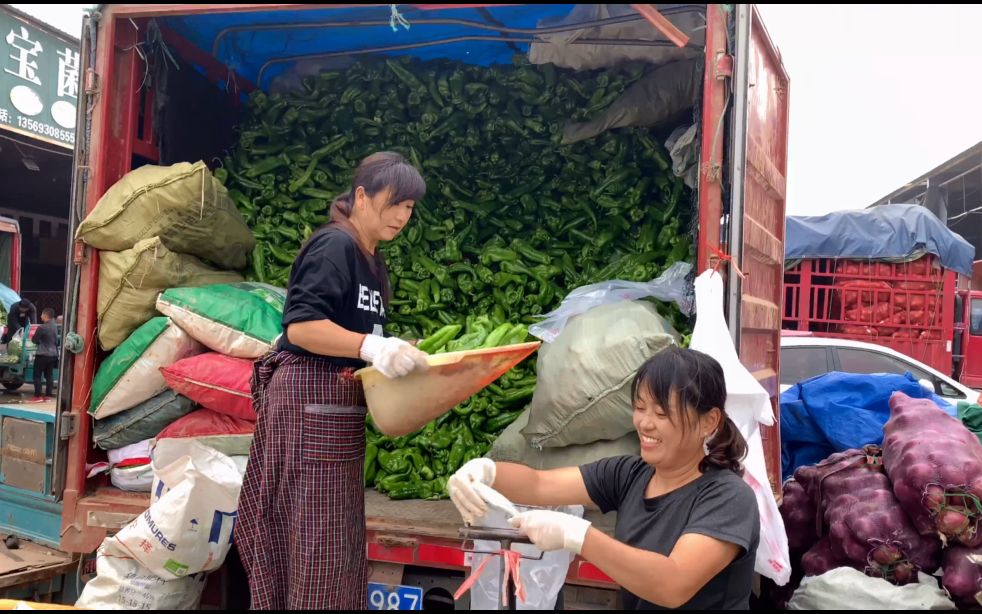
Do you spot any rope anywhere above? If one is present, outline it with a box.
[454,549,525,607]
[390,5,411,32]
[64,332,84,355]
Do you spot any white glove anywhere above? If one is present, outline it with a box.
[447,458,496,525]
[359,334,429,378]
[508,510,592,554]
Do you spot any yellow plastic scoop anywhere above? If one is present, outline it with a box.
[355,341,541,436]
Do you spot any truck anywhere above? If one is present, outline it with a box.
[783,205,982,390]
[0,4,789,607]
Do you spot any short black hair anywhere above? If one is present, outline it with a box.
[42,308,55,319]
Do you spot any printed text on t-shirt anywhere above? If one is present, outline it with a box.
[357,284,385,318]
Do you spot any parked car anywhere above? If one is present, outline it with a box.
[780,333,981,405]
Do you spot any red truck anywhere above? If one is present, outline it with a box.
[0,3,790,607]
[783,206,982,389]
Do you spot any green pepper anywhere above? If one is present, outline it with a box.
[364,443,379,486]
[406,449,435,481]
[428,426,456,450]
[448,436,466,471]
[485,410,525,432]
[252,244,267,284]
[445,331,486,353]
[379,449,412,474]
[481,323,513,349]
[245,154,290,179]
[301,187,336,200]
[378,472,412,493]
[499,384,535,405]
[468,412,485,433]
[386,482,421,500]
[386,58,425,93]
[287,136,349,192]
[502,324,529,345]
[268,244,296,266]
[479,247,519,266]
[418,324,462,354]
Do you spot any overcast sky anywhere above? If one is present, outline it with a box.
[11,4,982,217]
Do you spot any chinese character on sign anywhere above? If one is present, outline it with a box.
[57,47,79,99]
[0,108,8,123]
[5,26,43,85]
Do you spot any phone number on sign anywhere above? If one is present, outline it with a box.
[16,116,74,145]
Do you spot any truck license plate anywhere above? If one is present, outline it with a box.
[367,582,424,610]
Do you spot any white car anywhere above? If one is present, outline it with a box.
[780,335,981,406]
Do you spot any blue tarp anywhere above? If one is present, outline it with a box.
[163,5,582,89]
[0,283,19,312]
[785,204,975,276]
[779,371,955,480]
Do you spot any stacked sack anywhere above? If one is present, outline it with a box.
[78,161,276,488]
[489,300,679,469]
[88,282,287,491]
[77,439,245,609]
[778,392,982,609]
[152,282,287,457]
[77,161,254,350]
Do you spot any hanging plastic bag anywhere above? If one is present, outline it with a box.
[529,261,693,343]
[689,269,790,586]
[465,504,582,610]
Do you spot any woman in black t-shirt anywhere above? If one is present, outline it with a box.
[236,152,430,609]
[449,347,760,610]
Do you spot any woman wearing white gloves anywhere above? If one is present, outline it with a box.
[449,348,760,610]
[237,152,429,609]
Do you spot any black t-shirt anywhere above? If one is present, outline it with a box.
[580,456,759,610]
[279,228,387,368]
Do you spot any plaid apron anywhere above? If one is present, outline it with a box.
[236,351,368,610]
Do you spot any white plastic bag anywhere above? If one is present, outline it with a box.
[466,504,582,611]
[108,439,155,491]
[689,269,790,586]
[110,463,154,492]
[787,567,955,610]
[76,538,207,610]
[529,261,693,343]
[108,439,153,467]
[113,438,245,578]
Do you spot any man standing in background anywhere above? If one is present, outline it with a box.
[31,308,58,402]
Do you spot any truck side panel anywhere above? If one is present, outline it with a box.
[728,5,790,493]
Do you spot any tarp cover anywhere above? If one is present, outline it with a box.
[161,5,701,88]
[779,371,954,480]
[785,204,975,276]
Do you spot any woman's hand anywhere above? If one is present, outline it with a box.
[360,335,429,378]
[508,510,592,554]
[447,458,497,525]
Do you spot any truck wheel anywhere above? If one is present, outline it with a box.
[3,378,24,391]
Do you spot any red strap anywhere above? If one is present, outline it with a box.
[454,549,526,607]
[710,245,746,279]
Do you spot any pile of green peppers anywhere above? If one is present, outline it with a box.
[220,53,697,499]
[366,319,536,500]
